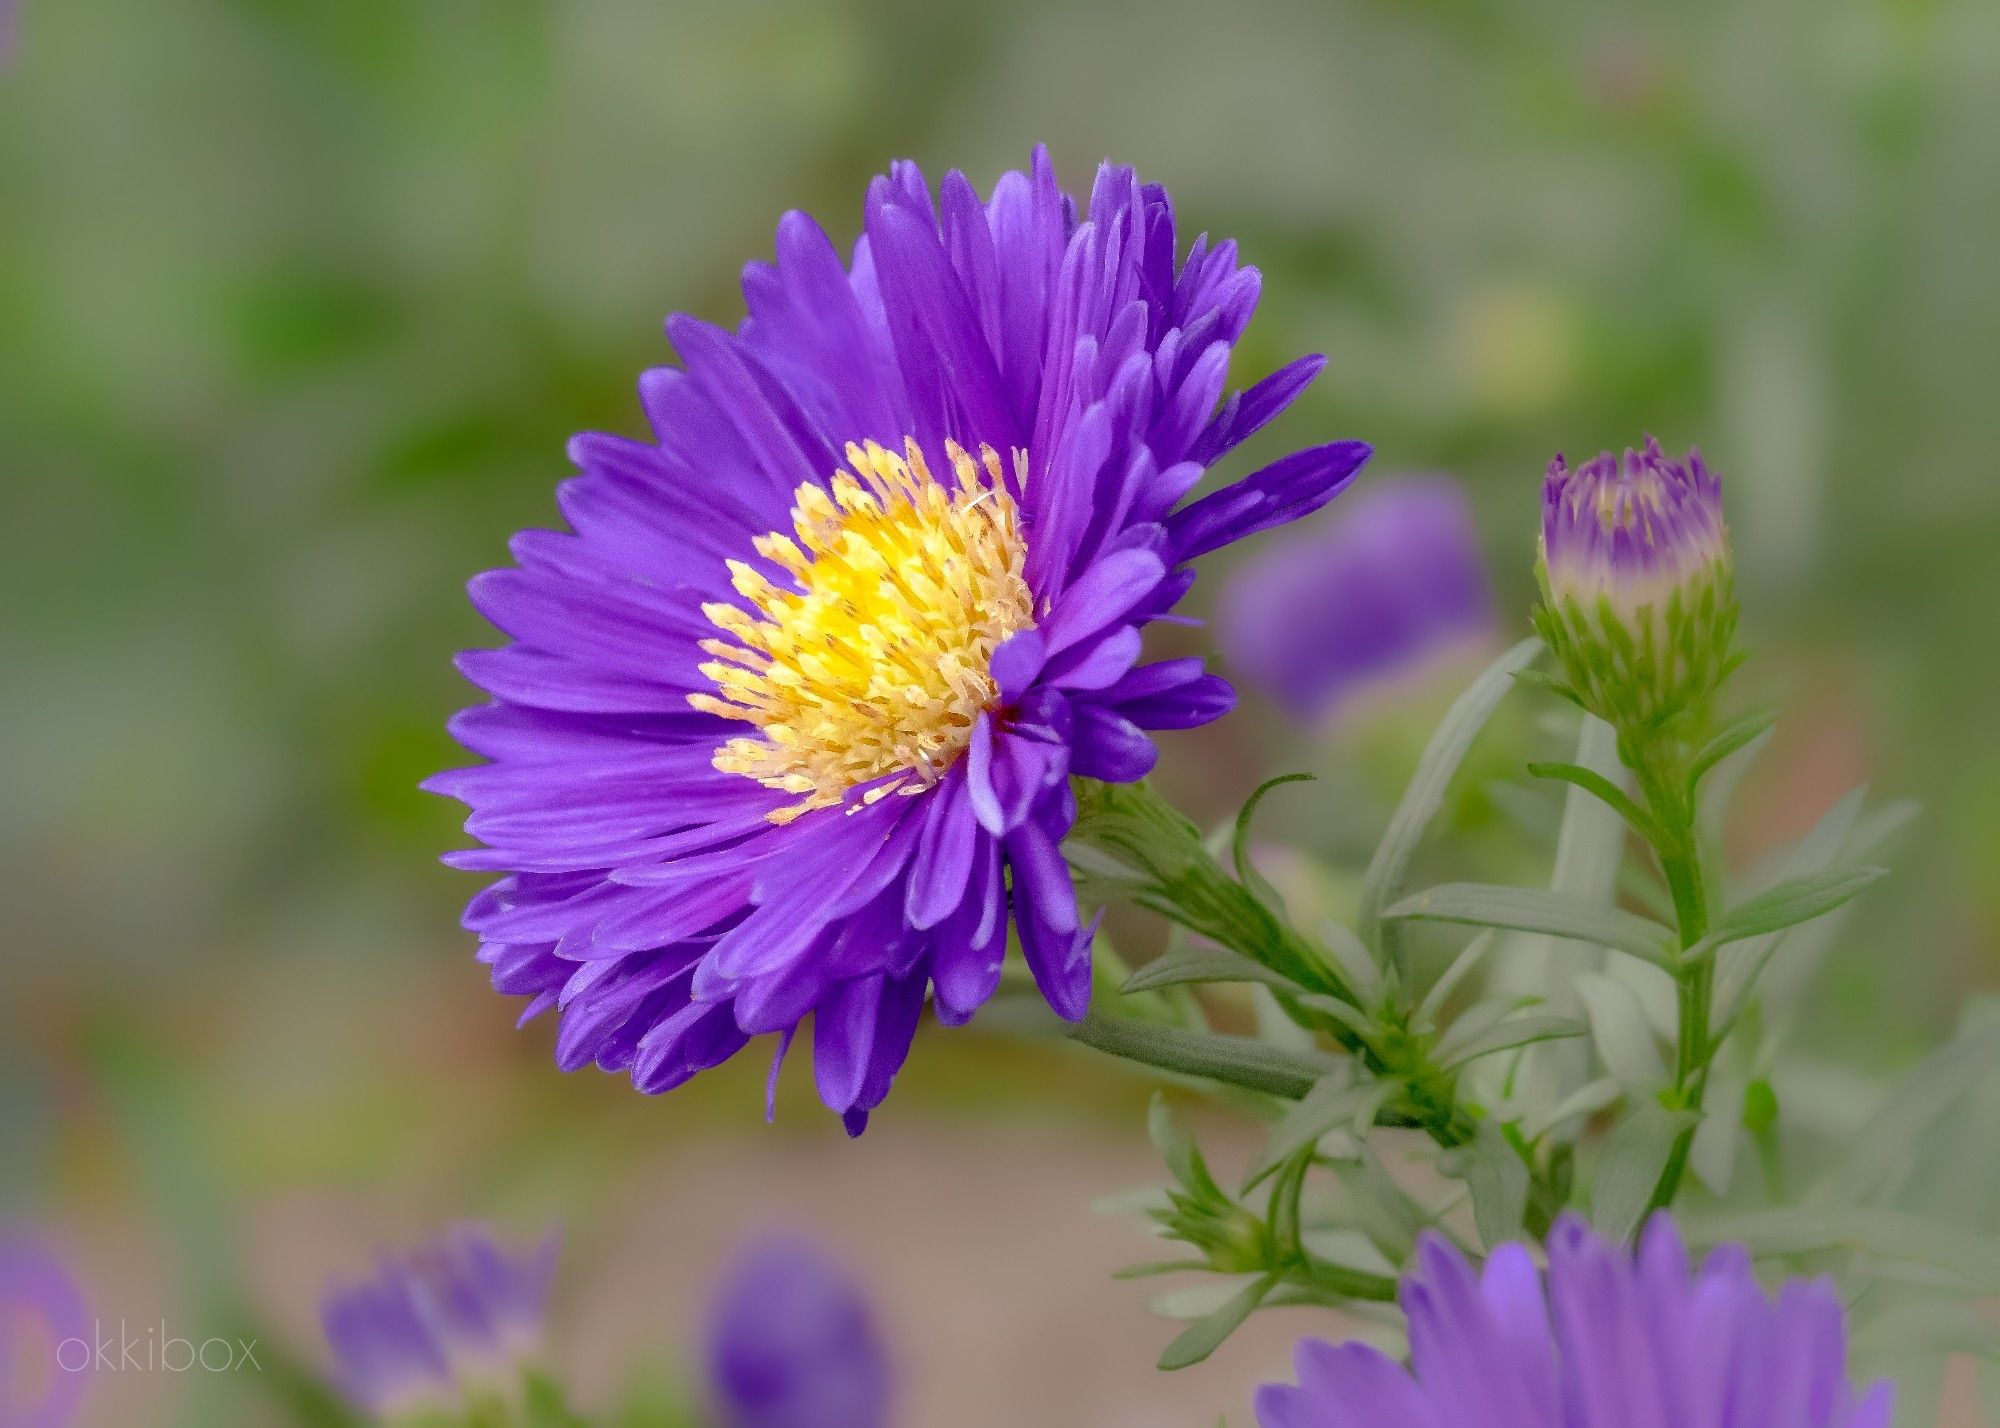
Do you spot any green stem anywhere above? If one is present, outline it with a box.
[1633,740,1715,1213]
[1068,779,1480,1151]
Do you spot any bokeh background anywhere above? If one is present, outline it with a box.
[4,1,1998,1424]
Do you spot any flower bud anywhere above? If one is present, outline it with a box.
[706,1236,891,1428]
[1533,436,1736,732]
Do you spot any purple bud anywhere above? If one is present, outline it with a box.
[1539,436,1728,621]
[705,1237,891,1428]
[1534,436,1737,728]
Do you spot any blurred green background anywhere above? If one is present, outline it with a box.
[3,1,1997,1424]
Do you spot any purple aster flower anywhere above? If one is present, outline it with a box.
[1256,1214,1892,1428]
[319,1224,558,1418]
[1534,436,1736,730]
[705,1236,891,1428]
[0,1235,91,1428]
[1218,475,1495,724]
[427,148,1369,1131]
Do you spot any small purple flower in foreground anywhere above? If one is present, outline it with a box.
[0,1235,91,1428]
[1535,435,1736,729]
[1219,476,1495,724]
[428,147,1370,1130]
[319,1224,557,1419]
[1256,1214,1892,1428]
[705,1237,890,1428]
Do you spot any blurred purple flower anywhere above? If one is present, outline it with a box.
[706,1237,891,1428]
[427,146,1369,1131]
[1256,1214,1892,1428]
[0,1235,90,1428]
[1218,476,1495,724]
[319,1224,557,1419]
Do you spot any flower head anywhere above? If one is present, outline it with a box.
[1256,1214,1891,1428]
[0,1235,91,1428]
[1534,436,1735,730]
[428,148,1370,1130]
[705,1237,890,1428]
[1219,475,1495,724]
[319,1224,557,1420]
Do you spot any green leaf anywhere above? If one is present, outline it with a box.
[1384,883,1673,965]
[1689,866,1886,962]
[1691,1207,2000,1293]
[1320,922,1387,1009]
[1574,972,1668,1085]
[1148,1093,1216,1195]
[1076,1016,1340,1100]
[1698,720,1779,846]
[1122,945,1299,994]
[1413,931,1494,1033]
[1439,1121,1531,1248]
[1243,1072,1391,1191]
[1111,1259,1213,1280]
[1436,1013,1586,1071]
[1232,772,1314,909]
[1327,1145,1447,1265]
[1590,1102,1698,1242]
[1357,638,1540,960]
[1688,708,1778,789]
[1811,1012,2000,1207]
[1157,1274,1275,1369]
[1522,1076,1625,1142]
[1527,761,1664,845]
[1294,993,1386,1047]
[1712,786,1885,1034]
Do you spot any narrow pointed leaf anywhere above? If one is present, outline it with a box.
[1320,922,1386,1008]
[1590,1103,1698,1242]
[1157,1274,1275,1370]
[1123,946,1298,994]
[1522,1076,1625,1142]
[1689,866,1886,962]
[1414,931,1496,1033]
[1691,1207,2000,1292]
[1437,1013,1586,1071]
[1527,761,1664,845]
[1076,1016,1339,1100]
[1243,1073,1390,1192]
[1232,773,1313,910]
[1385,883,1673,964]
[1357,638,1540,957]
[1689,708,1778,789]
[1439,1121,1530,1249]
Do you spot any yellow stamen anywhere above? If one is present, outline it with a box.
[689,438,1034,824]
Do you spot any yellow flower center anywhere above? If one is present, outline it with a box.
[689,438,1034,825]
